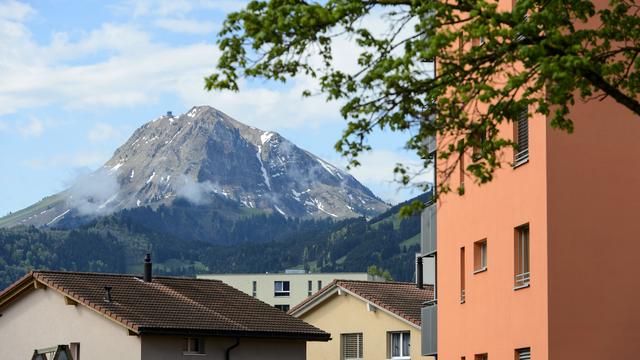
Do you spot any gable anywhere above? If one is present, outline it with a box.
[298,288,420,331]
[0,286,140,360]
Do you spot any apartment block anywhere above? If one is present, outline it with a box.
[417,3,640,359]
[198,271,382,311]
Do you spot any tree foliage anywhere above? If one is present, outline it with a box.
[206,0,640,204]
[0,202,421,289]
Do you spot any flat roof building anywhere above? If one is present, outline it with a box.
[198,271,383,312]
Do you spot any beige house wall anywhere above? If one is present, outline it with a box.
[0,286,140,360]
[198,273,373,308]
[297,290,434,360]
[142,335,306,360]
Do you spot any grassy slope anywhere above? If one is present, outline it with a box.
[0,194,65,228]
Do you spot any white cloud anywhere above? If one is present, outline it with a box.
[17,118,44,138]
[326,149,432,204]
[87,122,120,143]
[0,0,34,21]
[0,17,220,114]
[154,18,216,34]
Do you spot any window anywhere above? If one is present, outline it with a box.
[514,106,529,165]
[342,333,363,360]
[308,280,313,296]
[459,154,465,195]
[475,354,488,360]
[252,281,257,297]
[275,304,290,312]
[317,280,323,290]
[274,281,290,297]
[183,337,204,355]
[516,347,531,360]
[515,225,530,288]
[388,331,410,359]
[460,247,466,303]
[474,239,488,273]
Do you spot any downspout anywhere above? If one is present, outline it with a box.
[225,338,240,360]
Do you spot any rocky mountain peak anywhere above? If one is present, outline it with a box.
[2,106,389,228]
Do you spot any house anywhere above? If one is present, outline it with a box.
[416,1,640,359]
[288,280,434,360]
[198,271,383,311]
[0,256,329,360]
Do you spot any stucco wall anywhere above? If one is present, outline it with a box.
[198,273,372,308]
[547,95,640,358]
[0,286,141,360]
[297,290,433,360]
[435,67,550,359]
[141,335,306,360]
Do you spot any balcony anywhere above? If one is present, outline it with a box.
[421,302,437,356]
[421,202,437,256]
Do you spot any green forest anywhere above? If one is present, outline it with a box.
[0,194,427,289]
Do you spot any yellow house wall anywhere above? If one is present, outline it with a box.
[298,290,434,360]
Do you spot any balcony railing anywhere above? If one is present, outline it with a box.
[421,202,437,256]
[514,272,530,288]
[421,303,437,356]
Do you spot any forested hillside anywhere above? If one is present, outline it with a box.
[0,194,428,289]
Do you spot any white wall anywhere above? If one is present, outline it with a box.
[198,273,374,308]
[0,287,140,360]
[141,335,306,360]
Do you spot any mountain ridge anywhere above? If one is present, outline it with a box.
[1,106,389,228]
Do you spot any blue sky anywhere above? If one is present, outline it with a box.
[0,0,425,216]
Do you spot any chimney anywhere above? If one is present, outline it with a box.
[104,286,113,302]
[144,253,153,282]
[416,255,424,289]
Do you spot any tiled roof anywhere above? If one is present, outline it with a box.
[0,271,329,341]
[289,280,434,327]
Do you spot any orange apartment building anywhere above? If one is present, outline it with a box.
[417,1,640,359]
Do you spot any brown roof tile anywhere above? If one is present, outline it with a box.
[289,280,433,327]
[2,271,329,341]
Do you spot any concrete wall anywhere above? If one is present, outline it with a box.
[0,286,141,360]
[297,289,433,360]
[141,335,306,360]
[547,94,640,358]
[198,273,373,308]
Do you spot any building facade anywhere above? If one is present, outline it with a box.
[198,271,381,311]
[289,280,435,360]
[418,1,640,359]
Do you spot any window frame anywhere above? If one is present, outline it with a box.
[516,347,531,360]
[341,333,364,360]
[513,106,529,167]
[274,304,290,312]
[183,337,205,355]
[388,331,411,359]
[473,239,488,274]
[460,246,466,303]
[514,224,531,290]
[274,280,291,297]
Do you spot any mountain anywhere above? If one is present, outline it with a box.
[0,193,429,290]
[0,106,388,228]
